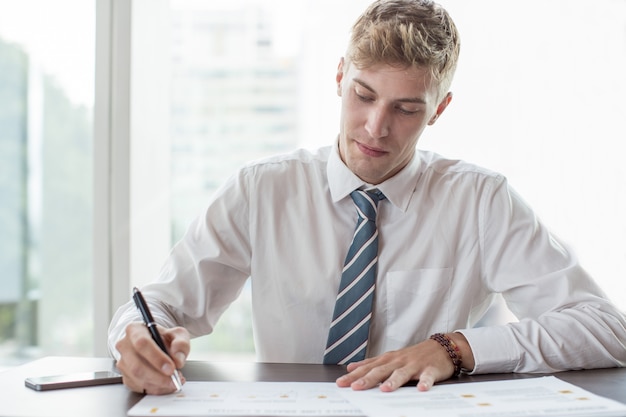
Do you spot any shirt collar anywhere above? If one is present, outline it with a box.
[327,140,421,212]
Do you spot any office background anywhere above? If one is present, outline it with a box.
[0,0,625,368]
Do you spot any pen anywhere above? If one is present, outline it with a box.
[132,287,183,393]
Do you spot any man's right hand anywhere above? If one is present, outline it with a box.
[115,322,191,395]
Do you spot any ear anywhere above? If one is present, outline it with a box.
[428,92,453,125]
[336,57,345,97]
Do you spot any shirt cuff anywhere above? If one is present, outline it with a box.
[456,326,521,374]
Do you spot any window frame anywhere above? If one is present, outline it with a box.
[93,0,172,356]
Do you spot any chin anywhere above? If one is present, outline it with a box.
[354,168,384,185]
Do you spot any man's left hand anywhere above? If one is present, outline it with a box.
[335,332,474,392]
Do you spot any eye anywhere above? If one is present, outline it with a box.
[396,106,419,116]
[354,87,374,103]
[357,93,374,102]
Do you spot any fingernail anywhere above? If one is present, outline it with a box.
[417,381,430,391]
[175,352,186,365]
[161,363,173,374]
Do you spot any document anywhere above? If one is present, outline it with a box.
[341,376,626,417]
[127,381,364,416]
[128,376,626,417]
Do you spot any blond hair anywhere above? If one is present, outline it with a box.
[346,0,460,99]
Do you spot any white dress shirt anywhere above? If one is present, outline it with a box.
[108,144,626,374]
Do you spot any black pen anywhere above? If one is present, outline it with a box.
[132,287,183,392]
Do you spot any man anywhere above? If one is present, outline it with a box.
[108,0,626,395]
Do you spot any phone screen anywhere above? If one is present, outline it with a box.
[25,371,123,391]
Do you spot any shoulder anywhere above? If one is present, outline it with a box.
[233,146,331,193]
[418,150,505,185]
[414,150,510,202]
[241,146,330,174]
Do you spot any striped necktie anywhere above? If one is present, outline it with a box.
[324,189,384,365]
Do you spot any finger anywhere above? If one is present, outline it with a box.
[416,367,437,392]
[127,323,177,377]
[379,366,414,392]
[336,362,373,387]
[116,348,146,393]
[348,363,397,391]
[116,343,176,394]
[118,357,178,395]
[162,326,191,369]
[336,373,356,388]
[345,357,373,372]
[116,323,184,394]
[123,374,178,395]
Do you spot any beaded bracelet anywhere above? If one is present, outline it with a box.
[429,333,463,377]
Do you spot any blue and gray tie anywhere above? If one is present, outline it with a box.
[324,189,384,365]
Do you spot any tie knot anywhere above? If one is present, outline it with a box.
[351,189,384,221]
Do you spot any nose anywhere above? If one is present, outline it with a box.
[364,105,390,139]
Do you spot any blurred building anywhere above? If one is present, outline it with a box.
[169,4,299,240]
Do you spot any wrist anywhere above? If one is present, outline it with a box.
[430,333,463,376]
[445,331,475,372]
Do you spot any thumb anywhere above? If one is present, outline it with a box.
[173,351,187,369]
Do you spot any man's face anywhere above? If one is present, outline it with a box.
[336,59,451,184]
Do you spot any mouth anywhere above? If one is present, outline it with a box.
[356,141,387,158]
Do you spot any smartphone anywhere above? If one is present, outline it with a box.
[25,371,123,391]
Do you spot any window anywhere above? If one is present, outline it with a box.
[430,0,626,309]
[0,0,95,366]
